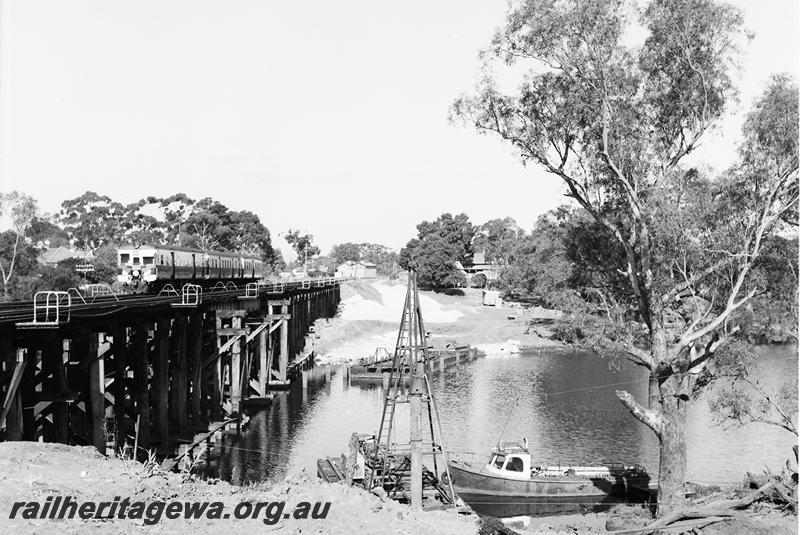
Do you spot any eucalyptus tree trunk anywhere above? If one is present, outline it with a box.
[656,375,689,513]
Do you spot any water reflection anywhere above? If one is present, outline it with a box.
[208,346,797,491]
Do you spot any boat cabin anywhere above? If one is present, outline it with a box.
[484,441,642,481]
[484,442,532,480]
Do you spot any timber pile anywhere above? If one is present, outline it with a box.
[608,446,798,534]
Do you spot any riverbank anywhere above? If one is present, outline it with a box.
[2,444,793,535]
[313,279,562,363]
[0,442,479,534]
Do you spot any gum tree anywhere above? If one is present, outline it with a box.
[453,0,798,514]
[0,192,38,298]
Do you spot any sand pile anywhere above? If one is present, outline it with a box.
[339,281,464,323]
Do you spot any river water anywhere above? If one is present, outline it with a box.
[210,345,797,491]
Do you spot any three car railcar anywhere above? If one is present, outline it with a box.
[117,245,263,291]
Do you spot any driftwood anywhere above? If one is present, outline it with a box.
[608,481,777,535]
[745,467,798,513]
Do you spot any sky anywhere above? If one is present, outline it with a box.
[0,0,797,258]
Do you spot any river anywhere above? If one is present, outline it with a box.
[209,344,797,491]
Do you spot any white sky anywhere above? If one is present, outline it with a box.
[0,0,797,256]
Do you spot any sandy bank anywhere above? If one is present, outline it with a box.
[313,279,563,363]
[0,442,479,534]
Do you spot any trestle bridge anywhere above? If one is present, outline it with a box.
[0,279,343,458]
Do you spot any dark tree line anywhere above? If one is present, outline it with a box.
[59,192,279,265]
[0,191,281,300]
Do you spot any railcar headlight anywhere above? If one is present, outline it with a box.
[133,269,140,277]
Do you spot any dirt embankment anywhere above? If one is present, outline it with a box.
[313,279,562,363]
[1,443,794,535]
[0,442,479,534]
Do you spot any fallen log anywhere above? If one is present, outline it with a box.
[607,481,777,535]
[608,515,729,534]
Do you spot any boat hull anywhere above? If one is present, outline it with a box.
[447,460,651,517]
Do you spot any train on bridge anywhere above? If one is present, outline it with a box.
[116,244,264,291]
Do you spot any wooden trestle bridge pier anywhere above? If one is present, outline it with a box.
[0,279,342,457]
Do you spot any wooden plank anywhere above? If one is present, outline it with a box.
[245,321,270,343]
[230,330,241,414]
[216,310,246,319]
[258,330,267,396]
[87,334,105,452]
[77,345,114,372]
[279,305,289,383]
[264,314,291,321]
[210,314,222,421]
[154,318,170,450]
[170,315,188,435]
[20,348,36,440]
[0,359,26,430]
[201,334,241,369]
[190,312,203,428]
[132,324,150,450]
[54,339,70,442]
[111,326,128,450]
[217,328,247,336]
[38,334,61,442]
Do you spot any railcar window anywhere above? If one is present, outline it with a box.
[133,257,140,265]
[120,253,130,263]
[143,256,154,265]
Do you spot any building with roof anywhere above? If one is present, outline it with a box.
[37,246,93,266]
[336,260,378,279]
[458,251,500,284]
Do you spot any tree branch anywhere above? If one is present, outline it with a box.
[616,389,663,437]
[740,375,798,437]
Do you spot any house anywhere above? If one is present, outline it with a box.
[460,251,500,282]
[37,246,93,266]
[336,260,378,279]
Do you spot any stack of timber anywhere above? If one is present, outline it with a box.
[348,345,482,385]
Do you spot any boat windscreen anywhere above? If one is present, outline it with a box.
[506,457,524,472]
[493,454,506,469]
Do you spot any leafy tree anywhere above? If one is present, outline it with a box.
[270,248,287,273]
[331,242,361,264]
[59,191,125,251]
[28,216,69,247]
[473,217,524,265]
[470,273,488,288]
[285,230,320,264]
[498,208,578,304]
[399,213,474,287]
[92,245,120,284]
[0,192,39,298]
[707,341,798,437]
[453,0,797,514]
[228,210,274,262]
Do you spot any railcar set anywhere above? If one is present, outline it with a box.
[116,244,264,292]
